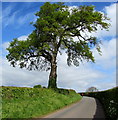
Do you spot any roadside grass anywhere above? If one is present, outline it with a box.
[1,86,82,118]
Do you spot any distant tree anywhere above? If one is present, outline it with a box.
[86,87,98,92]
[6,2,110,89]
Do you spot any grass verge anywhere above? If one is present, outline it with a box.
[1,86,82,119]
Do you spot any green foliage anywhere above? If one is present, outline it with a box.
[6,2,110,70]
[54,88,76,95]
[68,89,76,94]
[33,84,42,88]
[55,88,69,95]
[84,87,118,120]
[2,86,82,118]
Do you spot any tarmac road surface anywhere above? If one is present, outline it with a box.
[42,96,105,119]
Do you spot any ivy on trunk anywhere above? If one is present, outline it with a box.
[48,55,57,89]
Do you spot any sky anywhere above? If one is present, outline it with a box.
[1,1,117,92]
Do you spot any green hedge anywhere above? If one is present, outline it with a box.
[84,87,118,120]
[52,88,76,95]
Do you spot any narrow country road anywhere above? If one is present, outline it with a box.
[42,96,105,119]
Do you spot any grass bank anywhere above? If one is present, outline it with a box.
[1,86,82,119]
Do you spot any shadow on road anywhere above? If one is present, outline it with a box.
[92,98,106,120]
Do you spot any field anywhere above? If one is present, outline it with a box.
[1,86,82,119]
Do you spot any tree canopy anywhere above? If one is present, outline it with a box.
[86,87,99,92]
[6,2,110,88]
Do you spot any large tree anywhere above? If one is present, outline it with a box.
[6,2,110,89]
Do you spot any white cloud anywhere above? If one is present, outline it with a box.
[2,6,19,27]
[2,42,9,50]
[17,12,35,26]
[93,3,116,38]
[57,54,105,91]
[2,4,36,28]
[93,38,116,69]
[66,6,78,14]
[1,58,49,87]
[104,3,117,36]
[18,35,28,41]
[1,42,10,56]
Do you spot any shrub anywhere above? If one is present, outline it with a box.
[68,89,76,94]
[54,88,69,95]
[33,85,42,88]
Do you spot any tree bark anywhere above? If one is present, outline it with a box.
[48,55,57,89]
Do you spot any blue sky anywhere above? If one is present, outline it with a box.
[2,2,114,43]
[1,2,117,92]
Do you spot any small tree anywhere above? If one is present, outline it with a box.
[6,2,110,89]
[86,87,98,92]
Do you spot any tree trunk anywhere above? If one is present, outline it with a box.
[48,55,57,89]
